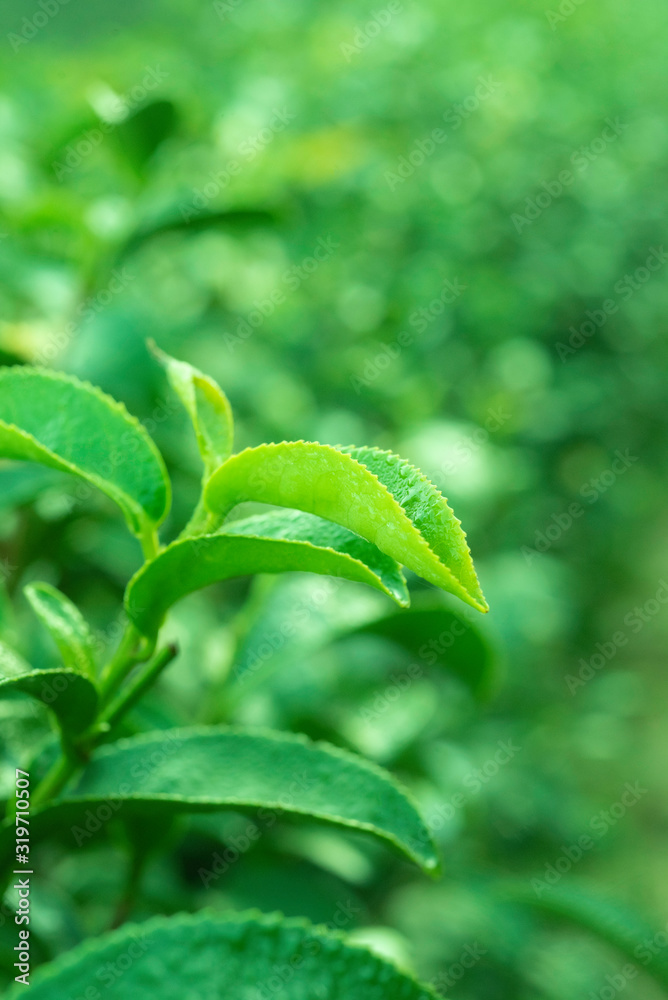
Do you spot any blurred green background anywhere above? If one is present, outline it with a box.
[0,0,667,996]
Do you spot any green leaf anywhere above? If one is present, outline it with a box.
[120,208,276,259]
[24,582,97,679]
[149,341,234,475]
[0,366,170,544]
[350,596,496,699]
[125,510,409,638]
[7,910,439,999]
[26,725,439,873]
[0,641,98,734]
[204,442,487,613]
[498,881,668,992]
[110,99,178,174]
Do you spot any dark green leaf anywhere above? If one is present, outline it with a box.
[25,725,439,873]
[0,641,98,734]
[7,910,439,999]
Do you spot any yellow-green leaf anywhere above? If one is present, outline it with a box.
[149,341,233,476]
[205,441,487,613]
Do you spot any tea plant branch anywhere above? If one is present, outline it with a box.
[97,643,179,735]
[30,633,171,811]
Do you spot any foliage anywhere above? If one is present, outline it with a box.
[0,3,665,996]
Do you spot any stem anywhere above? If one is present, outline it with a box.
[98,644,178,734]
[140,526,160,562]
[98,624,153,707]
[31,749,79,810]
[28,628,164,814]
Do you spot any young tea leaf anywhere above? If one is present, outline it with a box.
[204,442,487,613]
[125,510,409,637]
[25,725,439,873]
[25,582,97,679]
[0,641,98,734]
[0,366,170,543]
[7,910,440,999]
[149,341,233,476]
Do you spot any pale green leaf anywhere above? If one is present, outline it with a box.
[25,582,97,679]
[204,442,487,613]
[0,366,170,541]
[125,510,409,637]
[149,341,233,475]
[7,910,439,999]
[24,725,439,873]
[0,641,98,734]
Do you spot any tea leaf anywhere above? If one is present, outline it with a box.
[0,366,170,543]
[25,582,97,679]
[126,510,409,637]
[0,642,98,734]
[7,910,440,999]
[149,341,233,476]
[30,725,439,873]
[204,442,487,613]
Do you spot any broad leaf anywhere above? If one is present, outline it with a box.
[149,341,233,475]
[21,725,439,873]
[0,641,98,734]
[499,881,668,991]
[25,582,97,679]
[204,442,487,613]
[7,910,440,999]
[0,366,170,542]
[126,510,409,637]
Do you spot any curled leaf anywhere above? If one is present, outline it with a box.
[205,441,487,613]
